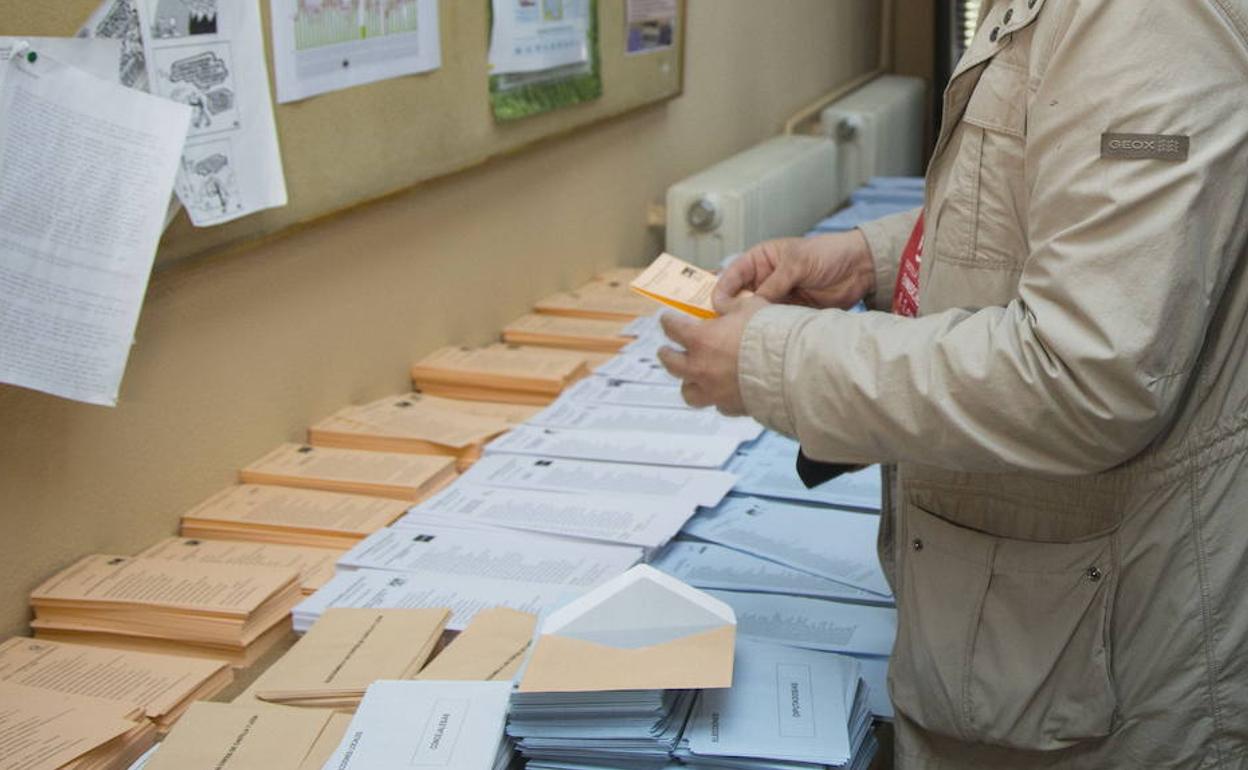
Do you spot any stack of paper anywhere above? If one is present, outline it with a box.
[562,375,693,410]
[0,637,231,732]
[509,566,735,769]
[410,344,591,405]
[727,431,882,511]
[236,608,448,709]
[415,607,537,682]
[30,555,300,668]
[530,400,762,444]
[138,537,341,596]
[502,313,635,353]
[307,393,517,469]
[143,702,347,770]
[337,526,642,587]
[486,426,739,468]
[239,443,458,502]
[321,680,514,770]
[291,568,568,634]
[395,455,733,549]
[674,640,877,770]
[594,353,683,386]
[534,281,657,321]
[683,496,892,598]
[179,485,410,550]
[0,682,157,770]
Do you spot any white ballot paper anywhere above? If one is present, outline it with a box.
[563,373,692,410]
[486,425,739,468]
[651,541,890,605]
[595,353,682,386]
[0,47,190,406]
[0,37,120,81]
[461,454,736,507]
[729,431,883,511]
[397,483,698,550]
[338,526,642,587]
[531,399,764,442]
[685,640,860,766]
[323,680,512,770]
[488,0,591,75]
[684,496,892,597]
[270,0,441,103]
[293,567,570,633]
[136,0,287,226]
[79,0,149,90]
[709,589,897,658]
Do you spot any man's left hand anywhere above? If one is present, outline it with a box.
[656,296,770,415]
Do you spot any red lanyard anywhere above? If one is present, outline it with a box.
[892,213,924,318]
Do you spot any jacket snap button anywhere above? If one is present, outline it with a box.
[989,26,1000,42]
[912,538,924,552]
[1003,8,1014,23]
[1087,566,1103,582]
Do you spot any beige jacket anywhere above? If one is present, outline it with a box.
[738,1,1248,767]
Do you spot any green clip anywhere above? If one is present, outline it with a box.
[26,51,37,64]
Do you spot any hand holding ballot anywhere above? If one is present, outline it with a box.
[632,253,769,415]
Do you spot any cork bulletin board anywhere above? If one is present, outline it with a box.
[2,0,686,267]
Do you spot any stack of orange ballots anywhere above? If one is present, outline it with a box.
[410,344,592,405]
[0,682,158,769]
[0,637,232,732]
[534,269,656,322]
[239,443,458,502]
[138,536,341,596]
[307,393,533,470]
[30,554,301,668]
[502,313,634,354]
[179,485,411,550]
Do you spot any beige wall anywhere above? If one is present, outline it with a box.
[0,0,886,637]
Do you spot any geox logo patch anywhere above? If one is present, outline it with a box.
[1102,133,1189,162]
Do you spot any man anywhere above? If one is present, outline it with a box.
[658,1,1248,767]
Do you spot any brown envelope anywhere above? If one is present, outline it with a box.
[144,702,336,770]
[416,607,537,681]
[516,565,736,693]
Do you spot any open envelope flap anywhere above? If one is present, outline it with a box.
[517,624,736,693]
[541,565,736,648]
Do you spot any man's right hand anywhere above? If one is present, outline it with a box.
[712,230,876,313]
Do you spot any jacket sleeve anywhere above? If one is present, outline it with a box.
[857,208,920,312]
[738,0,1248,475]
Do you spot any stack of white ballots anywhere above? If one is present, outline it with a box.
[674,640,877,770]
[395,454,736,552]
[508,566,736,770]
[293,524,643,634]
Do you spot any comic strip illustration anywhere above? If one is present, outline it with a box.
[150,42,239,137]
[175,140,244,221]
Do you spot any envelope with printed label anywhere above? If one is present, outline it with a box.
[518,564,736,692]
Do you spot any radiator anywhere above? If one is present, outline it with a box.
[665,75,925,269]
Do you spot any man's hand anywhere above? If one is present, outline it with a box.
[712,230,875,312]
[656,295,770,415]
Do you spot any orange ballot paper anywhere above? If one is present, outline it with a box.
[630,253,720,319]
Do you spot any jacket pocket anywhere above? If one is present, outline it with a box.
[888,501,1119,751]
[932,58,1029,273]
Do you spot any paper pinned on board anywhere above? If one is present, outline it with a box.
[630,253,720,319]
[488,0,591,75]
[269,0,442,104]
[0,36,121,81]
[78,0,149,90]
[135,0,287,227]
[0,45,190,406]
